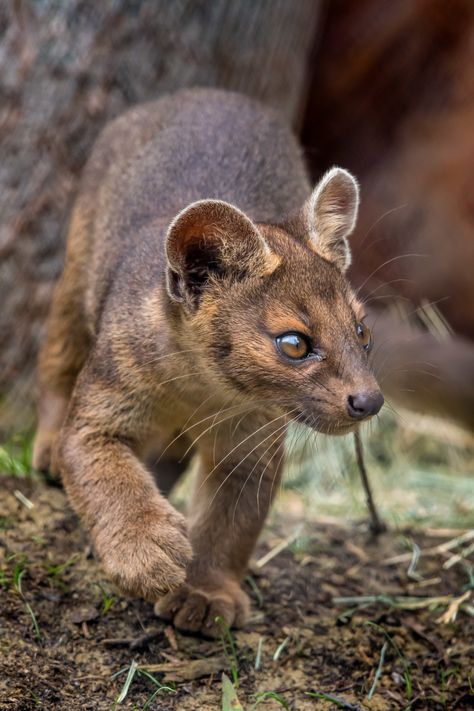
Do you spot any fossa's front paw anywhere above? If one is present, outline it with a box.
[99,505,193,602]
[154,576,250,638]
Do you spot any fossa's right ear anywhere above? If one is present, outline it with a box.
[165,199,280,309]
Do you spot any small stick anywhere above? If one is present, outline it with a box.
[13,490,34,509]
[255,524,303,568]
[102,629,161,649]
[353,432,386,534]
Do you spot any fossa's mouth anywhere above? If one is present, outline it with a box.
[294,410,358,436]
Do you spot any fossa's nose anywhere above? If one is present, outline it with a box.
[347,391,384,420]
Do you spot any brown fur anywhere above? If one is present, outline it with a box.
[33,89,382,637]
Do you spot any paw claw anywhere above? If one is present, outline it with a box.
[155,579,250,638]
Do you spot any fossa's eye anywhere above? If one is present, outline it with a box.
[276,332,311,360]
[357,322,371,351]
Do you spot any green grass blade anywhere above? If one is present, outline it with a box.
[222,673,244,711]
[115,659,138,705]
[253,690,289,709]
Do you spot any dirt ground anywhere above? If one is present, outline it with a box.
[0,473,473,711]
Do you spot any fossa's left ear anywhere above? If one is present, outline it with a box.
[304,167,359,271]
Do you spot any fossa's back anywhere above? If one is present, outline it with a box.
[77,89,310,319]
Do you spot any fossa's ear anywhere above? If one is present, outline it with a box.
[166,199,280,308]
[304,167,359,271]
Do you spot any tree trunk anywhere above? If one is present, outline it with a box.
[0,0,322,425]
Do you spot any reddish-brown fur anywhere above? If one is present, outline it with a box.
[33,89,382,637]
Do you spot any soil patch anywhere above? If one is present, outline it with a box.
[1,475,473,710]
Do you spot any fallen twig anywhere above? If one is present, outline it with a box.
[383,529,474,566]
[333,592,473,622]
[306,690,363,710]
[435,591,471,624]
[138,656,228,682]
[102,628,161,650]
[255,525,303,568]
[13,490,34,509]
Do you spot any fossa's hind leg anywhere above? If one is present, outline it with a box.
[33,207,91,474]
[146,434,193,497]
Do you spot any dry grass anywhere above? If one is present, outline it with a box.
[281,409,474,531]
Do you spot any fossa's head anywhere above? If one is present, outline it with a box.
[165,168,383,434]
